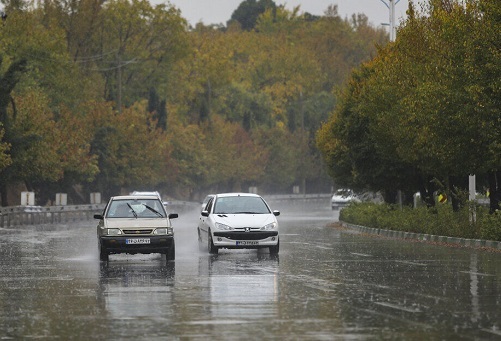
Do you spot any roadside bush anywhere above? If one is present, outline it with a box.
[339,202,500,241]
[478,209,501,241]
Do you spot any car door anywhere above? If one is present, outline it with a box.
[198,196,214,241]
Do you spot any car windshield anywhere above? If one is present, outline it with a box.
[335,189,353,197]
[106,199,166,218]
[214,196,270,214]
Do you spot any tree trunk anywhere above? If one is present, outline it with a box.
[449,176,468,212]
[382,189,398,204]
[0,180,6,206]
[488,171,501,214]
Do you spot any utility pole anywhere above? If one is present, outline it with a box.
[117,53,122,114]
[379,0,401,41]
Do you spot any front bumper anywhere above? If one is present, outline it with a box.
[212,231,279,248]
[99,235,174,255]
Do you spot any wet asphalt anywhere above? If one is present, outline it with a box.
[0,202,500,340]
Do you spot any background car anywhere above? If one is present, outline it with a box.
[94,195,178,261]
[197,193,280,255]
[130,190,172,207]
[331,189,360,210]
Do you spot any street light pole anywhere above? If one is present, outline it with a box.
[379,0,401,41]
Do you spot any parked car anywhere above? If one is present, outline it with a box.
[197,193,280,255]
[201,194,215,211]
[94,195,178,262]
[331,189,359,210]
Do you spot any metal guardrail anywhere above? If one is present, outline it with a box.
[0,204,106,228]
[263,194,331,207]
[0,194,332,228]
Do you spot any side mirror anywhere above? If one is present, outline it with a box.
[94,214,103,220]
[273,210,280,216]
[201,210,209,217]
[168,213,178,219]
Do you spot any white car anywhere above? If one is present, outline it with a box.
[130,191,171,207]
[94,195,178,261]
[331,189,359,210]
[197,193,280,254]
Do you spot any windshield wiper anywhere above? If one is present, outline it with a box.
[142,204,163,217]
[127,203,138,218]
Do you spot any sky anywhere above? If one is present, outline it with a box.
[150,0,411,29]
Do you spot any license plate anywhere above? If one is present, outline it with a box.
[236,241,258,246]
[126,238,150,244]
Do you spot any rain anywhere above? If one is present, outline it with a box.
[1,200,500,340]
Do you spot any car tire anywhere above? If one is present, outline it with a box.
[197,228,205,251]
[269,240,279,255]
[166,243,175,261]
[208,230,218,254]
[99,243,109,262]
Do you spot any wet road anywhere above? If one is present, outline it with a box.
[1,203,500,340]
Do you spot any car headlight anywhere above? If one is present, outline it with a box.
[106,228,122,235]
[215,222,233,230]
[154,227,173,235]
[261,222,277,230]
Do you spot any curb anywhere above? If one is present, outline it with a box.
[340,221,501,250]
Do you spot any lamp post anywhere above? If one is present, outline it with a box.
[379,0,401,41]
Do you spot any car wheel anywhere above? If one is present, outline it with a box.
[208,230,218,254]
[197,228,205,251]
[166,243,175,261]
[99,243,109,262]
[269,240,279,255]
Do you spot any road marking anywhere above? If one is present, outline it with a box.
[350,252,371,257]
[481,328,501,337]
[460,271,494,277]
[396,260,427,266]
[374,302,422,313]
[316,246,332,250]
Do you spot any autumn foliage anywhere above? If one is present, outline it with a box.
[1,0,385,204]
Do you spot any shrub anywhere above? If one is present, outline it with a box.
[339,202,500,241]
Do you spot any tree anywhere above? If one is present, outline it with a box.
[229,0,276,30]
[92,0,189,109]
[316,60,420,203]
[0,128,10,172]
[0,40,29,205]
[318,0,501,208]
[87,101,173,198]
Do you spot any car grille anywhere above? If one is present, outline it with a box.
[213,231,278,240]
[122,229,153,235]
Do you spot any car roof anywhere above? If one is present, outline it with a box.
[111,195,160,200]
[215,192,261,198]
[130,191,161,197]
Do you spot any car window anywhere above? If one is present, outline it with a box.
[202,195,214,208]
[205,197,214,213]
[214,196,270,214]
[106,199,166,218]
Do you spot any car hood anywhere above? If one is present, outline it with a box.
[104,218,169,228]
[212,214,276,228]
